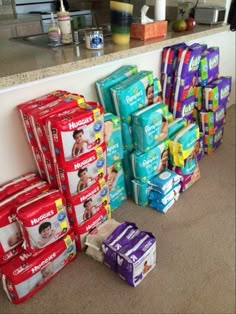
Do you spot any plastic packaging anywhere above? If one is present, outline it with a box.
[57,0,73,44]
[48,12,61,47]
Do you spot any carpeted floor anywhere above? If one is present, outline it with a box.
[0,106,235,314]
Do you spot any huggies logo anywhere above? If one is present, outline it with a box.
[74,155,96,170]
[68,117,93,130]
[30,210,54,226]
[31,252,56,274]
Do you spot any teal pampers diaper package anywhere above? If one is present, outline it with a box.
[111,70,154,124]
[131,139,169,183]
[131,179,150,207]
[124,173,133,196]
[104,113,123,167]
[108,160,127,211]
[122,149,134,178]
[168,118,187,138]
[132,103,169,153]
[95,65,138,113]
[121,121,134,152]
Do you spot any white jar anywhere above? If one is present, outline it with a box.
[85,28,104,50]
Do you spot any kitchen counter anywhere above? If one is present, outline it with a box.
[0,23,229,89]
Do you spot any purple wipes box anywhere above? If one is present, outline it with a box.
[175,43,205,79]
[117,232,156,287]
[102,222,139,272]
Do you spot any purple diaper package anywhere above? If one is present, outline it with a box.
[200,102,226,135]
[117,232,156,287]
[197,47,219,86]
[161,42,187,75]
[161,73,173,108]
[171,75,196,104]
[203,76,232,112]
[172,96,196,122]
[204,126,224,154]
[194,86,203,110]
[102,222,139,272]
[175,43,205,79]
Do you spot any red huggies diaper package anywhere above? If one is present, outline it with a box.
[57,143,107,198]
[0,181,50,265]
[1,230,76,304]
[66,178,109,226]
[73,206,109,251]
[17,91,69,147]
[47,102,104,163]
[16,190,70,253]
[0,173,40,202]
[40,152,59,189]
[31,147,48,181]
[29,96,84,154]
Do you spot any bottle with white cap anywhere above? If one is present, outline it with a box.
[57,0,73,44]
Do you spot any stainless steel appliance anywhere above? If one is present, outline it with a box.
[194,6,226,25]
[14,0,94,33]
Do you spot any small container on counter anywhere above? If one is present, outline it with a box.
[85,28,104,50]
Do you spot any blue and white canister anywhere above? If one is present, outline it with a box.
[85,28,104,49]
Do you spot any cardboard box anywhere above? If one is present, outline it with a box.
[130,21,168,41]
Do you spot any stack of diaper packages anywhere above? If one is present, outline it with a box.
[104,113,127,211]
[168,122,201,192]
[197,76,232,154]
[0,173,49,267]
[17,90,84,187]
[148,169,182,213]
[130,103,170,207]
[102,221,156,287]
[45,101,111,251]
[0,174,77,304]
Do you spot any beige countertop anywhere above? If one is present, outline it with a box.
[0,14,41,25]
[0,24,229,89]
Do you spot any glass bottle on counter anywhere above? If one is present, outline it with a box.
[57,0,73,44]
[48,12,61,47]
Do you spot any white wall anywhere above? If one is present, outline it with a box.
[0,30,235,184]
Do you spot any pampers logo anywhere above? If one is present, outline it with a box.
[74,155,96,170]
[142,153,156,167]
[107,143,119,152]
[209,55,219,70]
[145,124,157,134]
[215,108,225,122]
[220,86,230,99]
[126,89,144,104]
[30,210,54,226]
[68,117,93,130]
[188,56,201,72]
[31,252,56,274]
[183,101,195,116]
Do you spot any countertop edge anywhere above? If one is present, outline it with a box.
[0,24,230,90]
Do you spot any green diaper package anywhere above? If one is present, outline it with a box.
[121,121,134,152]
[111,70,154,124]
[95,65,138,113]
[131,179,150,207]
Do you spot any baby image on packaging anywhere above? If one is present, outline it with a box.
[83,198,98,221]
[37,221,56,248]
[71,129,90,158]
[77,168,93,192]
[0,223,22,252]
